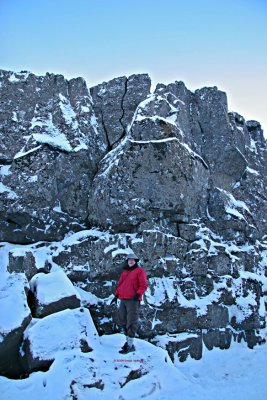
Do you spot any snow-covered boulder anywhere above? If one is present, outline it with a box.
[22,307,96,372]
[29,270,81,318]
[0,273,31,378]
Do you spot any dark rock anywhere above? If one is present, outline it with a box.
[244,329,266,348]
[208,253,232,276]
[246,120,264,144]
[203,328,232,350]
[8,250,51,280]
[0,147,96,243]
[120,368,148,388]
[207,187,252,243]
[88,138,210,232]
[130,116,183,141]
[90,74,151,148]
[162,332,202,362]
[178,223,199,242]
[198,304,229,329]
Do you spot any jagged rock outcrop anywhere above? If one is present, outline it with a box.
[0,69,266,374]
[90,73,151,148]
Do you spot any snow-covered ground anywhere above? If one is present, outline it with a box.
[0,329,266,400]
[1,233,266,399]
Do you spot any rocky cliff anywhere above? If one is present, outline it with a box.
[0,69,266,378]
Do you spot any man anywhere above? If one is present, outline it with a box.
[111,252,148,354]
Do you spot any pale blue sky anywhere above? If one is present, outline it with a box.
[1,0,267,133]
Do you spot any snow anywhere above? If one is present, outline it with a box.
[58,93,79,130]
[14,144,42,159]
[0,273,30,336]
[246,166,259,176]
[11,112,18,122]
[0,183,18,199]
[73,142,88,151]
[181,142,208,167]
[81,105,90,113]
[28,175,38,183]
[7,71,30,82]
[90,114,100,136]
[30,270,81,305]
[128,91,185,134]
[33,132,72,152]
[135,114,177,127]
[190,224,257,263]
[104,243,118,254]
[8,73,21,83]
[146,273,236,317]
[249,138,258,153]
[146,276,177,306]
[97,136,127,178]
[0,165,11,176]
[1,328,266,400]
[225,206,246,221]
[61,229,110,247]
[31,113,73,152]
[111,247,134,258]
[176,341,267,400]
[218,187,251,214]
[76,287,102,306]
[154,332,199,347]
[130,137,178,145]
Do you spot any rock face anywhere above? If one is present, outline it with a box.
[90,74,151,148]
[88,138,209,232]
[0,70,107,243]
[0,69,267,374]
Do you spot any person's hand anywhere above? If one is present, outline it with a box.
[131,293,139,301]
[110,296,118,305]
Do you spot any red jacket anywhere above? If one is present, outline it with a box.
[115,266,148,300]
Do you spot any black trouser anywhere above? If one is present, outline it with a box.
[117,299,140,338]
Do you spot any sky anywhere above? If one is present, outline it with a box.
[1,0,267,134]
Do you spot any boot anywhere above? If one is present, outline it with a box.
[119,343,136,354]
[120,342,128,351]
